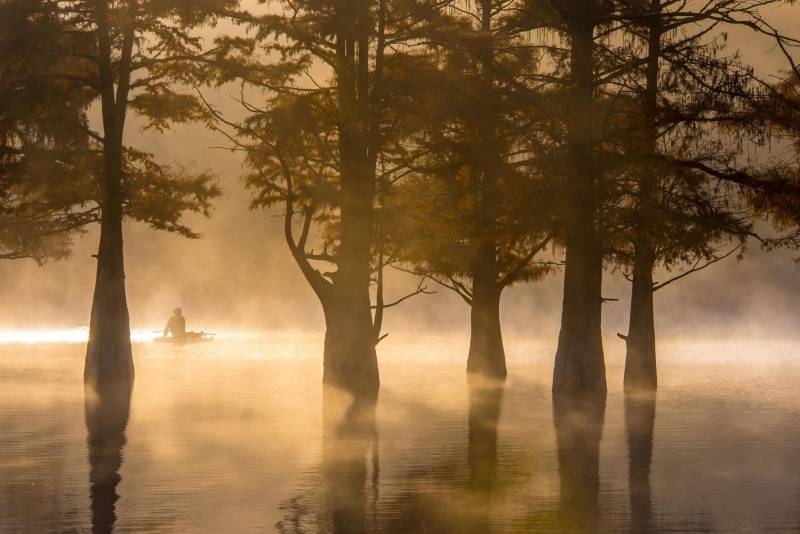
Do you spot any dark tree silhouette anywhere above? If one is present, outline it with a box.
[37,0,227,388]
[609,0,796,391]
[385,0,557,379]
[207,0,450,395]
[0,0,97,263]
[512,0,627,399]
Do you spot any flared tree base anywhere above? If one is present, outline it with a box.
[84,337,134,390]
[552,333,607,401]
[322,316,379,400]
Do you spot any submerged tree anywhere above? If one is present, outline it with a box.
[512,0,627,398]
[610,0,795,391]
[42,0,227,388]
[385,0,557,379]
[209,0,449,395]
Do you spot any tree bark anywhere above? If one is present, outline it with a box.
[319,162,379,397]
[624,251,657,391]
[84,140,133,388]
[467,263,506,379]
[85,0,133,389]
[323,297,379,398]
[553,21,606,399]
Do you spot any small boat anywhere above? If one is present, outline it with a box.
[153,331,214,344]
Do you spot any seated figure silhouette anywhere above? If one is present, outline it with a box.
[163,308,186,340]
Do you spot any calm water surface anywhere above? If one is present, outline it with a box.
[2,332,800,533]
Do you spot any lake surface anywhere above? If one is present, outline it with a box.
[2,332,800,533]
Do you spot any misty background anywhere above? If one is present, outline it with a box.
[2,6,799,342]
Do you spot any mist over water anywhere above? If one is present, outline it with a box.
[3,335,800,532]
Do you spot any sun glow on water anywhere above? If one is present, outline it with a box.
[0,328,159,344]
[0,328,273,345]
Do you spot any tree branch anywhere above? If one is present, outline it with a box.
[652,246,741,292]
[370,278,435,310]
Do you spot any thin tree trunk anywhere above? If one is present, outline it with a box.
[467,259,506,378]
[85,0,133,388]
[553,22,606,399]
[625,0,661,393]
[624,251,657,391]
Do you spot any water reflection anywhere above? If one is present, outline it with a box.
[7,339,800,531]
[625,391,656,534]
[85,383,132,534]
[322,389,378,534]
[277,387,378,534]
[466,378,504,534]
[554,395,606,533]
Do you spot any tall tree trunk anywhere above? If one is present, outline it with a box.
[624,250,657,391]
[467,256,506,378]
[625,0,661,393]
[85,2,133,388]
[553,22,606,399]
[84,141,133,388]
[466,0,507,380]
[322,29,379,398]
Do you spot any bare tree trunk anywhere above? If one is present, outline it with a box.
[467,261,506,378]
[553,21,606,399]
[624,251,657,391]
[320,206,379,396]
[323,299,379,398]
[85,2,133,388]
[84,142,133,388]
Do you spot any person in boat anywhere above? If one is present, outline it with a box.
[163,308,186,340]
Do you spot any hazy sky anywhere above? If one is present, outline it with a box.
[1,2,799,342]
